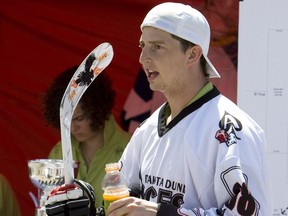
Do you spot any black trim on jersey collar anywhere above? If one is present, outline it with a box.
[158,86,220,137]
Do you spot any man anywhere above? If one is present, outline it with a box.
[107,2,272,216]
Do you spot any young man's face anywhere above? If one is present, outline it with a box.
[139,27,190,96]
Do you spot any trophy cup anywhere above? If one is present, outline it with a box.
[28,159,68,216]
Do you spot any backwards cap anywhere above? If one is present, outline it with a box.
[140,2,220,78]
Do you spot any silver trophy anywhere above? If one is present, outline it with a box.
[28,159,74,216]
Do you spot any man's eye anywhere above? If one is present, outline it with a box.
[153,44,161,50]
[139,43,144,49]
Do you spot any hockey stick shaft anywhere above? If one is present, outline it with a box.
[60,42,114,184]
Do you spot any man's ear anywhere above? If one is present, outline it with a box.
[187,45,202,66]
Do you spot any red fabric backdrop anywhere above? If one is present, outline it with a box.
[0,0,237,215]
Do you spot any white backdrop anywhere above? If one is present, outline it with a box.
[238,0,288,215]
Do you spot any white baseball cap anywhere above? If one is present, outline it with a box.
[140,2,220,78]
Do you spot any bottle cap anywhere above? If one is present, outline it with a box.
[105,162,120,172]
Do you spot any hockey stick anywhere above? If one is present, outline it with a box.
[60,42,114,184]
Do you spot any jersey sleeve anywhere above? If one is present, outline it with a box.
[119,128,143,196]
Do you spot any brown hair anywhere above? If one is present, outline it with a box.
[42,65,115,131]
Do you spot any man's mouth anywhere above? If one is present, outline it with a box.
[147,69,159,78]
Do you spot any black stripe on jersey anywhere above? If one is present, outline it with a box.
[158,86,220,137]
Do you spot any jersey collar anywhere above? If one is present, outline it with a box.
[158,83,220,137]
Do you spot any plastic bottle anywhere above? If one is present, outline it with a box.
[101,162,130,214]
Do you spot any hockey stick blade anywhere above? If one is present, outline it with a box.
[60,42,114,184]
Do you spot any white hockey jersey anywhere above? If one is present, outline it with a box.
[119,86,272,215]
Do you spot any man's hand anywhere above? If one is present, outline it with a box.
[107,197,158,216]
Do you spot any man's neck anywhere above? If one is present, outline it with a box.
[165,81,211,123]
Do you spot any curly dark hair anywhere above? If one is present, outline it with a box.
[42,65,115,131]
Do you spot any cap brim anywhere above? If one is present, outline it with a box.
[205,56,221,78]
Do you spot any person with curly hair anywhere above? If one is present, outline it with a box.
[42,65,131,207]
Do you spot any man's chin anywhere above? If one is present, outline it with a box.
[149,85,164,93]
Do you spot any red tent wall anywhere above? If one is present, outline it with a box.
[0,0,236,215]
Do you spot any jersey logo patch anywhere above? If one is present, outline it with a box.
[215,111,242,146]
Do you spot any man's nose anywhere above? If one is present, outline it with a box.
[139,48,151,65]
